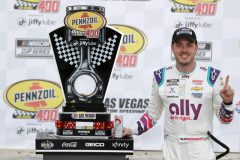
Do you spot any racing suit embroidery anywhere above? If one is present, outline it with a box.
[137,112,157,135]
[191,92,203,98]
[219,103,234,123]
[207,67,220,87]
[169,99,202,120]
[154,68,165,87]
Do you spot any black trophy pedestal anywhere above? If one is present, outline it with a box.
[42,154,126,160]
[36,132,134,160]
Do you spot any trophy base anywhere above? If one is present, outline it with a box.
[56,128,112,137]
[42,154,126,160]
[36,132,134,160]
[63,103,106,112]
[58,112,111,122]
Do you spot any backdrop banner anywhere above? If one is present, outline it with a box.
[0,0,240,152]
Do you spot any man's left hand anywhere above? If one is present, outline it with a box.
[220,75,234,104]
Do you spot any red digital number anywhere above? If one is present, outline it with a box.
[116,54,137,67]
[195,3,217,16]
[37,0,59,13]
[35,109,58,121]
[85,30,100,38]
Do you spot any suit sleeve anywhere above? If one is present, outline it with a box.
[131,75,164,135]
[211,68,234,124]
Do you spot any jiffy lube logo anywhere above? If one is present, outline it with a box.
[14,0,60,13]
[111,25,147,68]
[169,99,202,121]
[170,0,221,16]
[64,11,106,38]
[4,80,64,112]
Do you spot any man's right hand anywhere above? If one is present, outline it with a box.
[122,128,133,137]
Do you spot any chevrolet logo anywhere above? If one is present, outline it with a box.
[191,86,203,91]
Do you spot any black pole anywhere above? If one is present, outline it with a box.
[207,131,230,160]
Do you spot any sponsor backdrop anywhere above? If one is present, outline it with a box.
[0,0,240,152]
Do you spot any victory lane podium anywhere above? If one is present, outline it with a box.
[35,5,134,160]
[36,132,133,160]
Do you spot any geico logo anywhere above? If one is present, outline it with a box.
[85,143,105,147]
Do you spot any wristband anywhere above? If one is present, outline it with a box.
[223,101,232,105]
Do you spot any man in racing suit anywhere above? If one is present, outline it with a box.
[123,27,235,160]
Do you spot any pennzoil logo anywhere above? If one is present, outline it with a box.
[110,24,147,68]
[64,11,106,38]
[14,0,60,13]
[170,0,221,16]
[4,80,64,114]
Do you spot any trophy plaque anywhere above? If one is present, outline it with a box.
[36,5,133,160]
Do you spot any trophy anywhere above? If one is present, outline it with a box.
[36,5,133,159]
[51,5,119,138]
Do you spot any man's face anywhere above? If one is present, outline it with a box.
[171,38,198,66]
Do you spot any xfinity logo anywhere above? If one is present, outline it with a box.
[85,143,105,147]
[112,142,129,149]
[62,142,77,148]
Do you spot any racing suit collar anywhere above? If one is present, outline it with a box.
[174,62,197,76]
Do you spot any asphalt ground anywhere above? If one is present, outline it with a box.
[0,150,239,160]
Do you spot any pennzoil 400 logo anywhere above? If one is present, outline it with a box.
[170,0,221,16]
[110,25,147,68]
[14,0,60,13]
[64,11,107,38]
[4,80,64,120]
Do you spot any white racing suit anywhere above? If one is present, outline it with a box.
[131,63,234,160]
